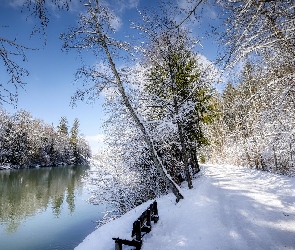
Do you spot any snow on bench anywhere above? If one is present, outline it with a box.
[112,200,159,250]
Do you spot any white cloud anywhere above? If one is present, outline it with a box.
[110,15,122,31]
[9,0,26,8]
[99,0,139,31]
[197,53,225,90]
[111,0,139,13]
[177,0,196,10]
[126,0,139,8]
[85,134,105,142]
[85,134,105,153]
[197,53,215,68]
[203,4,218,19]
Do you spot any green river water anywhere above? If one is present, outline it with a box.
[0,165,104,250]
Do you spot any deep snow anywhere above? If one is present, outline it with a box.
[75,165,295,250]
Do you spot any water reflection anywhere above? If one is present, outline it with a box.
[0,165,89,233]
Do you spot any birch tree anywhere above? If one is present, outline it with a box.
[61,0,184,201]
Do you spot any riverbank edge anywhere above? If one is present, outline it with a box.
[0,160,90,170]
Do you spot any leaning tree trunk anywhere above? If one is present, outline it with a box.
[91,9,184,202]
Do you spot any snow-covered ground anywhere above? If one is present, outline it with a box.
[75,165,295,250]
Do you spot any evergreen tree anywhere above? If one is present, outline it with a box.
[57,116,69,136]
[143,30,215,187]
[70,118,79,164]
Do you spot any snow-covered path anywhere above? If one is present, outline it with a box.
[76,165,295,250]
[143,165,295,249]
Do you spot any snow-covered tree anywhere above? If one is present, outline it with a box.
[61,0,184,201]
[57,116,69,136]
[0,109,90,168]
[171,0,295,175]
[69,118,91,165]
[139,27,216,188]
[207,59,295,175]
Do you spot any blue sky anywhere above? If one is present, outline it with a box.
[0,0,220,153]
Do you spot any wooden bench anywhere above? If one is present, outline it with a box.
[112,200,159,250]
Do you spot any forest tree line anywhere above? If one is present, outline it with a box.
[0,109,91,169]
[206,62,295,176]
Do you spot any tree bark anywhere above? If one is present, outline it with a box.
[176,119,193,189]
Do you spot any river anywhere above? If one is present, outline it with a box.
[0,165,105,250]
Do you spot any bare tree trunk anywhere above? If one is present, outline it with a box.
[176,120,193,189]
[190,146,200,174]
[290,142,292,163]
[89,6,184,202]
[273,145,278,171]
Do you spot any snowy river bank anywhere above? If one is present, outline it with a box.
[76,164,295,250]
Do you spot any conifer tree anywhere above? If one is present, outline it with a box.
[142,29,215,187]
[70,118,80,164]
[57,116,69,136]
